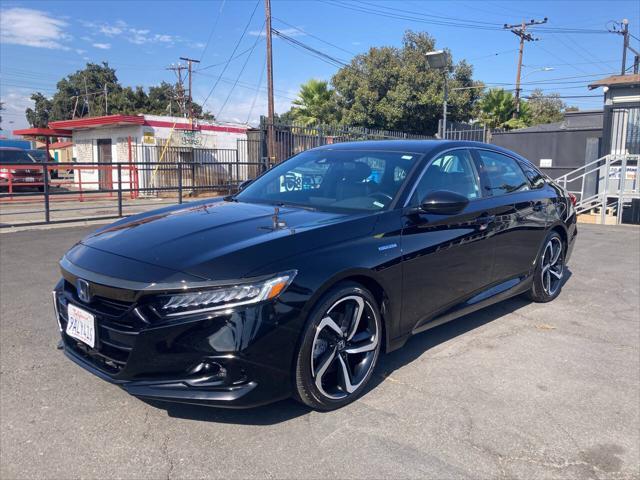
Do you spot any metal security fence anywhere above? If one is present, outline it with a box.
[260,117,435,162]
[442,124,499,142]
[0,159,272,227]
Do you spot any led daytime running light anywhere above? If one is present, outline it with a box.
[161,272,295,315]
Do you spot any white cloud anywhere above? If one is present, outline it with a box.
[250,27,304,38]
[92,43,111,50]
[0,8,71,50]
[81,19,178,46]
[0,89,37,130]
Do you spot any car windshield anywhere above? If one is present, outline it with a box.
[235,149,421,212]
[0,149,35,164]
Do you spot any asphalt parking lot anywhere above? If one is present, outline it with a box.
[1,223,639,479]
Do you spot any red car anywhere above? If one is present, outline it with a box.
[0,147,45,191]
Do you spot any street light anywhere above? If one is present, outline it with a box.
[522,66,554,79]
[426,50,450,137]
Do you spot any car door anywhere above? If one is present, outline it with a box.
[400,148,497,333]
[472,148,550,284]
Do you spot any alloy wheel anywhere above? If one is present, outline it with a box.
[310,295,379,400]
[541,236,564,296]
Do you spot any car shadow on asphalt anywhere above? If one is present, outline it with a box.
[144,273,571,425]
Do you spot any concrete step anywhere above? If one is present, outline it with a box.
[578,213,618,225]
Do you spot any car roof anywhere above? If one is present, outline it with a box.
[0,147,25,151]
[310,139,514,155]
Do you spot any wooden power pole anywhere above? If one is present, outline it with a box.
[504,17,547,118]
[179,57,200,126]
[265,0,276,163]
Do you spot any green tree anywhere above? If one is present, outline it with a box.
[289,79,339,126]
[527,89,566,125]
[331,31,481,134]
[25,93,53,128]
[25,63,211,126]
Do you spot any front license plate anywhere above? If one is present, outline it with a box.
[24,177,35,183]
[66,303,96,348]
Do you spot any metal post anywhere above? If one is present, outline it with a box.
[617,155,628,224]
[43,162,50,223]
[601,156,611,225]
[177,162,183,204]
[117,163,123,217]
[442,73,448,137]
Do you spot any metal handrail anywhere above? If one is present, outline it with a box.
[554,153,639,224]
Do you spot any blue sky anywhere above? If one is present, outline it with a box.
[1,0,639,130]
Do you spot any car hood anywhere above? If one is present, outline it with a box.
[78,199,374,280]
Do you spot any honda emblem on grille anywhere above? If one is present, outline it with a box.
[76,279,92,303]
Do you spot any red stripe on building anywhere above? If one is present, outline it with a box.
[143,119,247,134]
[49,115,145,129]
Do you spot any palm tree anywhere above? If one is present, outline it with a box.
[290,79,339,126]
[478,88,529,129]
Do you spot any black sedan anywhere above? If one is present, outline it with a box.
[53,141,576,410]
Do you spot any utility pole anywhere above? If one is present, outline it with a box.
[167,62,188,117]
[504,17,547,118]
[265,0,276,164]
[179,57,200,125]
[609,19,640,75]
[104,83,108,115]
[621,19,629,74]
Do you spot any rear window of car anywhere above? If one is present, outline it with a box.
[0,149,35,164]
[476,150,530,196]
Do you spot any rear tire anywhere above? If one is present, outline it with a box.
[527,231,565,303]
[294,282,382,411]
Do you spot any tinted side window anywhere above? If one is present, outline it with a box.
[476,150,530,196]
[410,149,480,205]
[0,149,34,164]
[519,162,545,189]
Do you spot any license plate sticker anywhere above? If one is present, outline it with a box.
[66,303,96,348]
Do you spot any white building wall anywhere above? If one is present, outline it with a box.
[68,116,248,191]
[71,125,142,190]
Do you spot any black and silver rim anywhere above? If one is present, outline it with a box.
[541,237,564,296]
[310,295,379,400]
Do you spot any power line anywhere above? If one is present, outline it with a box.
[194,71,297,102]
[217,20,265,118]
[272,28,349,68]
[272,17,357,56]
[200,0,261,111]
[197,44,261,71]
[246,57,267,124]
[352,0,500,27]
[199,0,227,62]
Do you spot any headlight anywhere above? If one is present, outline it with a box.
[159,271,296,316]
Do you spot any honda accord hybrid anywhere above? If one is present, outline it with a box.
[53,140,576,410]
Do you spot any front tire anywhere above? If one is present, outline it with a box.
[294,282,382,411]
[528,231,565,303]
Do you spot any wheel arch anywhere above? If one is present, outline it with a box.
[550,222,569,250]
[299,268,396,354]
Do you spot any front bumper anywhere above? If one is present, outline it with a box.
[54,278,303,408]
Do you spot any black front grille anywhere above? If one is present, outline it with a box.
[57,281,146,375]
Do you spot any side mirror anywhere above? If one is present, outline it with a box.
[419,190,469,215]
[238,179,253,191]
